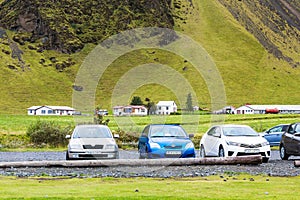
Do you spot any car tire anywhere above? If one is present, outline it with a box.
[200,145,206,158]
[280,145,289,160]
[218,147,225,157]
[262,157,269,163]
[66,151,71,160]
[139,146,148,159]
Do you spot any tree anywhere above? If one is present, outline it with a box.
[145,98,157,115]
[186,93,193,112]
[130,96,143,105]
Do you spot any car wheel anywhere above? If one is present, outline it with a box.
[262,157,269,163]
[280,145,289,160]
[200,145,206,158]
[218,147,225,157]
[66,151,71,160]
[139,146,148,159]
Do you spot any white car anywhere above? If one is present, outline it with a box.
[199,124,270,162]
[66,124,119,160]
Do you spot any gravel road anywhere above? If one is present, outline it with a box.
[0,150,300,178]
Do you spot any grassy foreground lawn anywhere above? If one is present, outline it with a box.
[0,175,300,199]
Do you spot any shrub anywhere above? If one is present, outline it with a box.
[191,134,201,149]
[113,129,139,149]
[0,134,29,149]
[26,120,73,147]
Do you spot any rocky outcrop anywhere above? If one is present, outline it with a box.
[0,0,174,54]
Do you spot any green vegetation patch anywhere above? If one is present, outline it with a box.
[0,175,300,199]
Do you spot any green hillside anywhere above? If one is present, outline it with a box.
[0,0,299,114]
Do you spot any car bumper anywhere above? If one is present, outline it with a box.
[226,146,271,158]
[148,148,196,158]
[68,150,119,159]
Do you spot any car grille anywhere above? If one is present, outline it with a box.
[165,154,182,158]
[240,143,262,148]
[164,145,182,149]
[237,152,266,157]
[83,145,103,149]
[79,154,108,158]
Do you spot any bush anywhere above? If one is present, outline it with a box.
[113,129,139,149]
[0,134,29,149]
[191,134,201,149]
[26,120,73,147]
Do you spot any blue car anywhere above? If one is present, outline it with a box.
[138,124,196,159]
[260,124,289,146]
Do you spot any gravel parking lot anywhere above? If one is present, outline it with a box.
[0,150,299,178]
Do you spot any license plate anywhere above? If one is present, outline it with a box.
[166,151,181,155]
[87,151,103,154]
[244,149,259,153]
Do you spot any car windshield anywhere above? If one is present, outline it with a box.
[150,125,187,138]
[73,126,112,138]
[222,126,259,136]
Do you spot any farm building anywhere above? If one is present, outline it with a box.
[156,101,177,115]
[113,105,147,116]
[27,105,76,116]
[234,105,300,114]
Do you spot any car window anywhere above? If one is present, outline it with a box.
[214,127,221,137]
[282,125,289,132]
[222,127,258,136]
[207,127,216,136]
[150,125,187,138]
[269,126,283,133]
[141,126,150,137]
[295,124,300,133]
[287,124,296,134]
[73,126,112,138]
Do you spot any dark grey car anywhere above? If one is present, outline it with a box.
[279,122,300,160]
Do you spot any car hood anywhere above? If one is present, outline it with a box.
[70,138,116,145]
[150,137,191,146]
[225,136,267,144]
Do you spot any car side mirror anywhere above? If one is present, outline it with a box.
[65,135,71,139]
[189,134,194,138]
[215,133,221,138]
[139,136,148,143]
[114,134,120,138]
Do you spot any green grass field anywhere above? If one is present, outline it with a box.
[1,113,299,135]
[1,175,300,199]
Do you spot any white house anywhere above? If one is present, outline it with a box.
[156,101,177,115]
[113,105,148,116]
[234,105,300,114]
[213,106,235,114]
[27,105,76,116]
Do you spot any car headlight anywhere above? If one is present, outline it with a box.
[185,142,194,149]
[261,141,269,146]
[149,142,161,149]
[69,143,82,150]
[106,144,117,150]
[226,141,241,146]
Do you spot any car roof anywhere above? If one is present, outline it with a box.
[213,124,251,128]
[147,124,181,126]
[75,124,109,128]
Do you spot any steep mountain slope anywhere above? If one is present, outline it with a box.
[0,0,299,114]
[218,0,300,68]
